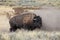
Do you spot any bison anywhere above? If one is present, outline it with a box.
[9,12,42,32]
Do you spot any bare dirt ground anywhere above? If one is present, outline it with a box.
[0,6,14,32]
[0,15,10,32]
[0,6,60,32]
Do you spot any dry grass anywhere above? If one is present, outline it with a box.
[0,30,60,40]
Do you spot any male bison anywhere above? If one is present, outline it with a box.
[9,12,42,32]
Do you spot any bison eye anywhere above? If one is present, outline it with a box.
[33,18,38,23]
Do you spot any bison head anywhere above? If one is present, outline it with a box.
[33,16,42,28]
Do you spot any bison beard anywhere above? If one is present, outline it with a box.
[9,13,42,32]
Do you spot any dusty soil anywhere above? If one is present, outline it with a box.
[0,6,14,32]
[0,6,60,32]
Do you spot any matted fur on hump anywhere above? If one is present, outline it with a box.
[22,12,37,24]
[10,12,37,25]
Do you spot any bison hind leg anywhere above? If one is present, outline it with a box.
[10,27,17,32]
[10,24,18,32]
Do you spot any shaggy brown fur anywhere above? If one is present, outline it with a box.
[9,12,42,32]
[9,12,36,31]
